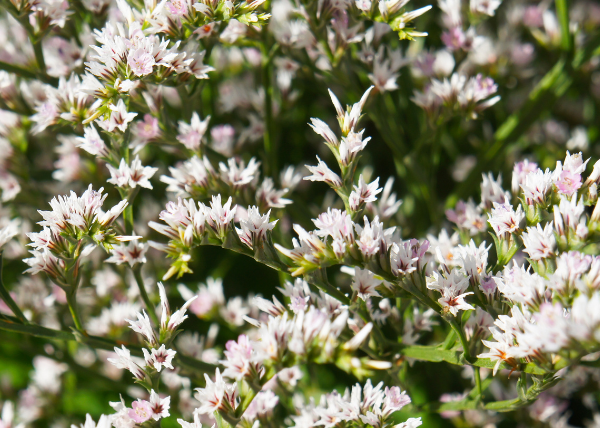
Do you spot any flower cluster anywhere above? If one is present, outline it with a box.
[161,152,294,211]
[24,186,131,287]
[2,0,600,426]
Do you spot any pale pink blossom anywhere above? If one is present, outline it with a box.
[128,400,153,423]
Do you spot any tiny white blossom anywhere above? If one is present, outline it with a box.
[522,223,556,260]
[177,112,210,150]
[143,345,176,372]
[304,156,342,188]
[149,390,170,420]
[236,206,277,249]
[488,202,524,237]
[349,175,382,211]
[351,268,381,301]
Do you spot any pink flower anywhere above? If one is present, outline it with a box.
[128,400,153,423]
[441,27,466,51]
[555,170,582,196]
[166,0,188,15]
[127,48,155,77]
[136,114,160,140]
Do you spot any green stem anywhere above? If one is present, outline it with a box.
[133,266,159,326]
[235,388,258,419]
[305,268,350,305]
[0,317,216,372]
[448,318,472,362]
[260,31,276,176]
[400,344,549,375]
[442,329,457,350]
[123,204,134,235]
[555,0,572,53]
[120,187,139,235]
[474,366,482,402]
[31,37,46,73]
[66,290,85,332]
[0,60,37,79]
[420,375,559,412]
[0,252,28,323]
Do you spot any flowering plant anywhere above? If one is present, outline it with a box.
[0,0,599,426]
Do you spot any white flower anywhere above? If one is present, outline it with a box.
[309,118,339,147]
[194,369,238,414]
[243,390,279,420]
[256,178,292,208]
[520,168,553,205]
[512,159,539,193]
[0,402,23,428]
[396,417,423,428]
[329,86,373,135]
[457,239,490,285]
[313,208,354,243]
[470,0,501,16]
[77,126,109,157]
[219,157,260,188]
[556,151,589,175]
[351,268,381,301]
[426,270,474,316]
[355,216,393,258]
[148,390,170,420]
[178,277,225,317]
[349,175,382,211]
[390,241,418,276]
[427,229,460,267]
[280,165,303,191]
[160,156,213,197]
[220,296,250,326]
[98,200,129,227]
[339,130,371,166]
[71,414,111,428]
[480,173,508,208]
[236,206,277,249]
[143,345,176,372]
[177,413,204,428]
[446,199,487,235]
[478,327,523,375]
[553,195,585,237]
[0,219,19,249]
[355,0,371,10]
[177,112,210,150]
[31,0,72,27]
[31,356,67,393]
[205,195,237,238]
[107,345,145,379]
[495,262,547,307]
[108,396,136,428]
[369,177,402,220]
[126,310,157,345]
[107,156,158,189]
[278,279,311,314]
[221,334,257,381]
[105,239,148,266]
[98,100,138,133]
[488,202,524,237]
[522,223,555,260]
[304,156,342,188]
[158,281,197,332]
